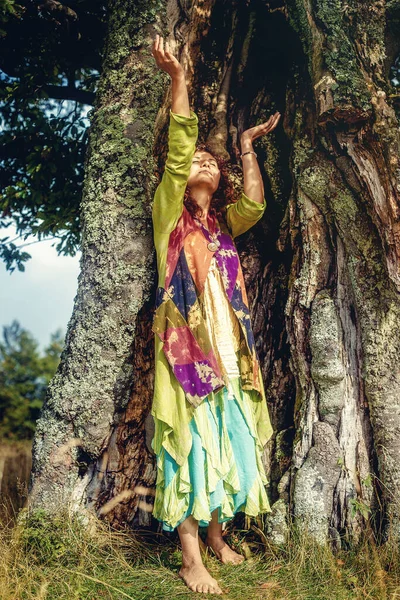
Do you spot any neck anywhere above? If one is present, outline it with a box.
[190,187,213,222]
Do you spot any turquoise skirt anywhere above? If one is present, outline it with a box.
[152,379,271,531]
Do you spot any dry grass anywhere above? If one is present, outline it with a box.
[1,498,400,600]
[0,440,32,523]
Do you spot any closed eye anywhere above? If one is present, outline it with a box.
[192,157,218,168]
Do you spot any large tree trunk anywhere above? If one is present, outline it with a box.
[28,0,400,546]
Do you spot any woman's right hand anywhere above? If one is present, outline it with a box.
[152,34,184,80]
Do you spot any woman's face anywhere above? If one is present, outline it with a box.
[187,150,221,194]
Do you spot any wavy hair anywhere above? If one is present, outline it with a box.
[183,143,236,221]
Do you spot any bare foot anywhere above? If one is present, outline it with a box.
[179,563,223,594]
[205,536,245,565]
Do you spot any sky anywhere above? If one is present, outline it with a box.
[0,224,81,353]
[0,91,91,355]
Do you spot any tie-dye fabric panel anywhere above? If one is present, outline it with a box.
[152,206,261,406]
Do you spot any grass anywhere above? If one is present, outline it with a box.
[1,500,400,600]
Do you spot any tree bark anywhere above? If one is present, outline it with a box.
[28,0,400,546]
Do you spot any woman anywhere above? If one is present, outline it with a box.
[150,35,280,595]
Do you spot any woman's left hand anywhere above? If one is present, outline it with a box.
[241,112,281,145]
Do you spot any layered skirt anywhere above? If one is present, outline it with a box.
[152,256,272,531]
[152,377,271,531]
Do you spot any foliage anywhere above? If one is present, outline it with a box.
[0,1,108,272]
[0,319,64,439]
[0,0,23,36]
[18,508,93,567]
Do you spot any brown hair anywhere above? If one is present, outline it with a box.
[183,143,236,221]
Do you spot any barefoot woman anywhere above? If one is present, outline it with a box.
[150,35,280,594]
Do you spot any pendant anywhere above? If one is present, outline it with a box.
[207,241,219,252]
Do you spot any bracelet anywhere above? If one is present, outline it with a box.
[240,151,257,159]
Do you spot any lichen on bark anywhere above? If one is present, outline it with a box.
[29,0,167,516]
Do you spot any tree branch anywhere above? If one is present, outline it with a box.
[42,84,95,105]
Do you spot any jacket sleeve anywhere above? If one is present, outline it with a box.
[225,192,266,238]
[152,110,199,234]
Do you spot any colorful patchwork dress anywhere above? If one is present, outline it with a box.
[151,110,274,531]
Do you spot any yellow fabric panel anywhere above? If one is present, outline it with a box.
[151,335,195,466]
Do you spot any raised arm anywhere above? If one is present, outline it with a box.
[152,35,190,117]
[151,35,198,233]
[226,112,281,238]
[240,112,281,204]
